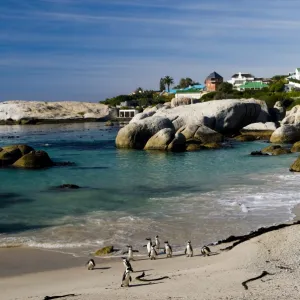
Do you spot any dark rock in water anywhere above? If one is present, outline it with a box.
[55,184,81,189]
[95,245,114,256]
[261,145,291,156]
[13,150,53,169]
[0,197,34,208]
[250,151,270,156]
[0,144,34,166]
[290,156,300,172]
[53,161,76,167]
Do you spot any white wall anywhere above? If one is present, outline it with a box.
[175,93,202,99]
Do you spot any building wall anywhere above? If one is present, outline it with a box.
[175,92,202,99]
[205,79,223,92]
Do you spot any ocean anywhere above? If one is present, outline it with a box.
[0,123,299,257]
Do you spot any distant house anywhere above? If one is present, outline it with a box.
[228,72,255,89]
[205,72,223,92]
[118,109,139,119]
[238,82,269,91]
[174,84,205,99]
[287,68,300,89]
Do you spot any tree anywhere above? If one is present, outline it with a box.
[159,78,166,92]
[174,77,200,89]
[163,76,174,92]
[217,82,233,94]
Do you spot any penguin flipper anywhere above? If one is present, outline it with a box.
[122,251,128,255]
[184,248,187,255]
[129,276,132,282]
[122,271,126,281]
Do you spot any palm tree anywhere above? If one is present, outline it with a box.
[163,76,174,92]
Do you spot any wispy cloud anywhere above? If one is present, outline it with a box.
[0,0,300,101]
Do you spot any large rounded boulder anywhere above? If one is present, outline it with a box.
[178,123,223,144]
[13,150,53,169]
[116,116,174,149]
[144,128,175,150]
[0,144,34,166]
[270,125,300,143]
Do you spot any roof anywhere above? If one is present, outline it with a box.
[239,82,269,89]
[231,73,254,78]
[176,88,203,94]
[206,71,223,80]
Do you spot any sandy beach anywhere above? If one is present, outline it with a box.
[1,222,300,300]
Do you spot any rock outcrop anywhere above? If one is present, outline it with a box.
[261,145,291,155]
[116,116,174,149]
[0,144,34,166]
[13,150,53,168]
[95,246,114,256]
[271,101,286,122]
[178,124,223,144]
[270,125,300,143]
[240,122,277,138]
[291,141,300,153]
[155,99,268,132]
[171,97,195,108]
[282,105,300,125]
[144,128,175,151]
[0,101,112,124]
[116,99,270,150]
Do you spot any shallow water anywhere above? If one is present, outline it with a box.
[0,123,299,256]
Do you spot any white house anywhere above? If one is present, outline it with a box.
[227,72,255,89]
[118,109,139,119]
[287,68,300,90]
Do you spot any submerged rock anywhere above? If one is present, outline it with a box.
[250,151,270,156]
[13,150,53,169]
[55,184,81,189]
[95,245,114,256]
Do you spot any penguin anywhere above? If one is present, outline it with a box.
[201,245,211,257]
[184,240,193,257]
[155,235,160,252]
[126,245,134,261]
[121,267,132,287]
[86,259,95,270]
[145,238,152,256]
[164,241,172,258]
[122,258,133,272]
[149,245,158,260]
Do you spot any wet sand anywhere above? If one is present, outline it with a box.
[2,221,300,299]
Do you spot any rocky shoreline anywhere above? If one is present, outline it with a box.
[0,100,117,125]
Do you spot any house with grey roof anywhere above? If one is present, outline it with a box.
[204,72,223,92]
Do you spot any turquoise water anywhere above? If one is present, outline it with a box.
[0,123,299,256]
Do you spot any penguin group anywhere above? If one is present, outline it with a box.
[85,235,212,288]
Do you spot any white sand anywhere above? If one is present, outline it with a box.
[1,224,300,300]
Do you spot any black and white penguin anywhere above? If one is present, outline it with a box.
[122,258,133,272]
[164,241,172,258]
[155,235,160,251]
[126,245,134,261]
[121,267,132,287]
[149,245,158,260]
[86,259,95,270]
[145,238,152,256]
[184,240,193,257]
[201,245,211,257]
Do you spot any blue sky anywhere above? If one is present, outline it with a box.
[0,0,299,101]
